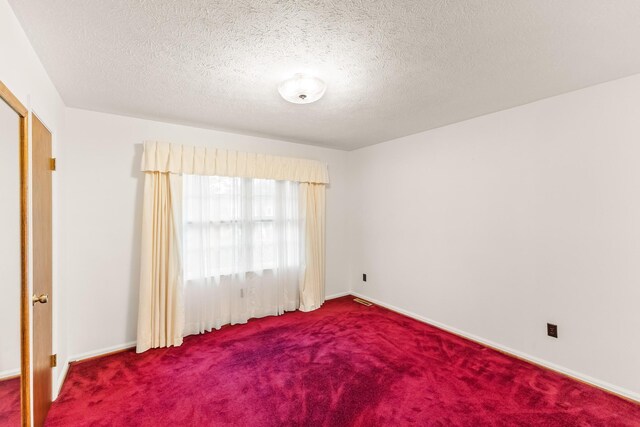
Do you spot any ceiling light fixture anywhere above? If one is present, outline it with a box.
[278,73,326,104]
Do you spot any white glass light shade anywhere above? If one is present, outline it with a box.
[278,73,326,104]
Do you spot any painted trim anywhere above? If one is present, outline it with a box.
[53,359,69,399]
[351,292,640,403]
[56,289,639,408]
[0,368,21,380]
[0,80,32,427]
[54,342,135,400]
[325,291,350,300]
[69,341,137,364]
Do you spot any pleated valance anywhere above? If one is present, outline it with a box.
[141,141,329,184]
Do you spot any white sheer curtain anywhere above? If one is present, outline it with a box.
[182,175,303,335]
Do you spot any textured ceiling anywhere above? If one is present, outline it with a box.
[8,1,640,150]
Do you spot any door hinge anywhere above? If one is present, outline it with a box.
[50,354,57,368]
[50,157,56,171]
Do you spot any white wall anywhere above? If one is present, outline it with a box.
[1,0,68,399]
[62,108,350,358]
[348,73,640,399]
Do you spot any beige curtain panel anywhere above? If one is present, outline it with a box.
[137,141,328,352]
[299,183,326,312]
[137,172,185,353]
[142,141,330,184]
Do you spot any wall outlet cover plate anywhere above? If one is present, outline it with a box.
[547,323,558,338]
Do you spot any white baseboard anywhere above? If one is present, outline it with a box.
[53,341,136,400]
[0,368,20,380]
[69,341,137,363]
[351,292,640,403]
[53,292,639,403]
[325,291,350,300]
[54,359,70,399]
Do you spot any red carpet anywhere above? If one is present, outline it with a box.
[46,296,639,426]
[0,377,21,426]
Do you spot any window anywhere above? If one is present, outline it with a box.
[183,175,301,281]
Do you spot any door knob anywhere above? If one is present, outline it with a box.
[32,293,49,305]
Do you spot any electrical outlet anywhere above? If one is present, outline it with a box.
[362,273,367,282]
[547,323,558,338]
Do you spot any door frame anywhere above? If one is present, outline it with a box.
[0,80,31,427]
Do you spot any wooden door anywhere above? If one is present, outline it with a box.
[31,114,52,427]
